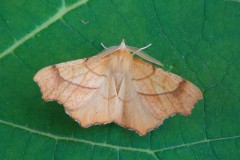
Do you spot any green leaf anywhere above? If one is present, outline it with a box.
[0,0,240,159]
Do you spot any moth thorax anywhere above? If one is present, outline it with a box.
[110,50,133,73]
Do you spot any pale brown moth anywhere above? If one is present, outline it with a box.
[34,40,202,135]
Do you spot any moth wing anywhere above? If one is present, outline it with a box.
[128,59,202,134]
[114,80,161,135]
[34,55,119,126]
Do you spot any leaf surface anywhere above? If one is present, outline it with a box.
[0,0,240,159]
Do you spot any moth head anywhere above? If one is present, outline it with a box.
[119,39,126,51]
[109,40,133,72]
[117,39,132,57]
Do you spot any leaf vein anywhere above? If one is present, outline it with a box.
[1,119,240,155]
[0,0,90,59]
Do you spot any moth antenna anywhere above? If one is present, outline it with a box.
[129,44,163,66]
[131,44,151,55]
[101,43,108,49]
[139,43,152,52]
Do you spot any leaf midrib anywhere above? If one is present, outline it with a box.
[1,119,239,154]
[0,0,90,59]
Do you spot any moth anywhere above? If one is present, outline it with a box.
[34,40,202,135]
